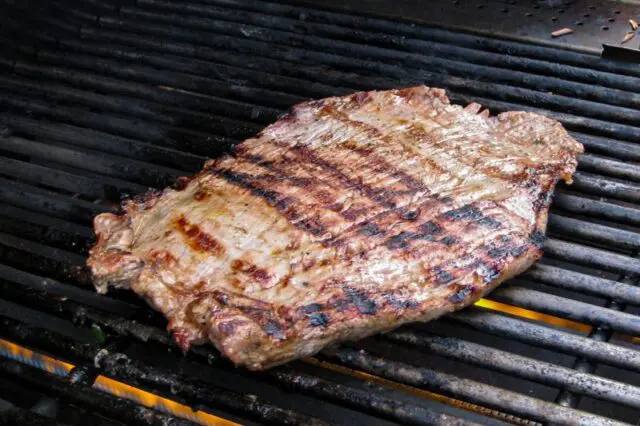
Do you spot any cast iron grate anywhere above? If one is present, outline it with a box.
[0,0,639,424]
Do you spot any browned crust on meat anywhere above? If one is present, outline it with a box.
[88,86,583,370]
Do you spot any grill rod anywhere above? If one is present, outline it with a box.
[94,5,640,132]
[0,358,198,426]
[165,0,640,79]
[6,9,640,145]
[105,2,640,106]
[556,253,640,408]
[383,330,640,408]
[322,346,626,426]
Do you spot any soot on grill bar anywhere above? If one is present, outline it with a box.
[1,1,639,425]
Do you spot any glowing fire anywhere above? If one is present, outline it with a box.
[0,339,238,426]
[93,376,239,426]
[0,339,73,377]
[474,298,592,333]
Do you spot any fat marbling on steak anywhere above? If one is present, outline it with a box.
[88,86,583,370]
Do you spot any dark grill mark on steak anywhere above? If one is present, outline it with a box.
[324,196,442,248]
[171,176,191,191]
[488,242,529,259]
[442,204,483,221]
[359,222,385,237]
[309,312,329,327]
[386,295,419,309]
[264,321,285,340]
[175,215,225,256]
[385,220,456,248]
[439,236,457,246]
[231,259,271,283]
[477,263,501,283]
[488,247,508,259]
[399,208,421,221]
[194,188,210,201]
[290,146,399,210]
[433,267,455,285]
[276,197,296,212]
[345,287,377,315]
[510,245,528,257]
[385,231,413,249]
[298,217,326,236]
[342,207,367,221]
[412,233,437,241]
[532,189,553,211]
[420,221,443,235]
[529,228,546,248]
[477,216,502,228]
[128,188,163,210]
[218,321,238,336]
[217,169,328,237]
[301,303,323,314]
[244,154,274,169]
[449,286,473,303]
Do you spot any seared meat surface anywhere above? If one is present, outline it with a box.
[88,87,583,370]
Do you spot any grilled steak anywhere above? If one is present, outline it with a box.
[88,86,583,370]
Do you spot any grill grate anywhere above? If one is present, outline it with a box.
[1,0,639,424]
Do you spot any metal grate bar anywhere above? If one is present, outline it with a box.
[549,215,640,251]
[525,264,640,306]
[0,178,107,223]
[1,134,181,188]
[555,256,640,408]
[544,239,639,274]
[321,346,628,425]
[552,194,640,227]
[0,115,206,171]
[490,286,640,335]
[0,405,69,426]
[108,5,640,124]
[0,357,197,426]
[0,319,332,426]
[193,0,640,78]
[449,308,640,372]
[383,330,640,408]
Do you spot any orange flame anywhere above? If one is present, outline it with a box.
[0,339,238,426]
[474,298,592,333]
[0,339,74,376]
[93,376,239,426]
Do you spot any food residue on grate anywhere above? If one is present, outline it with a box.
[620,18,638,44]
[621,31,636,44]
[551,28,573,38]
